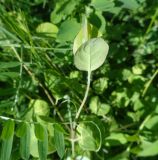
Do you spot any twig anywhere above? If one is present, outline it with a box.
[75,71,91,120]
[142,69,158,97]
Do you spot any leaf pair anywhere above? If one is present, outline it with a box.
[73,17,109,72]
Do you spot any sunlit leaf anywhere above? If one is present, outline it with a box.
[36,22,58,38]
[77,121,102,151]
[89,96,110,116]
[74,38,109,71]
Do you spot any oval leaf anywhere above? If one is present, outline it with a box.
[36,22,58,38]
[74,38,109,71]
[77,121,102,151]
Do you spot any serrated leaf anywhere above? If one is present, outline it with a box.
[0,120,14,160]
[20,123,30,160]
[74,38,109,71]
[54,125,65,159]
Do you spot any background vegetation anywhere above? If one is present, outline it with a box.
[0,0,158,159]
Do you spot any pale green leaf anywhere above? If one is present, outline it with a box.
[36,22,58,38]
[73,18,102,54]
[30,124,39,157]
[77,121,102,151]
[118,0,139,10]
[91,0,115,12]
[89,96,110,116]
[105,133,128,146]
[93,77,108,94]
[131,139,158,157]
[74,38,109,71]
[32,99,50,117]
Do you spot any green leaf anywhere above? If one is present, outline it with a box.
[77,121,102,151]
[16,122,28,137]
[36,22,58,38]
[0,120,14,160]
[30,124,39,157]
[93,77,108,94]
[74,38,109,71]
[57,19,80,42]
[73,18,102,54]
[144,115,158,130]
[35,123,45,141]
[32,99,50,117]
[0,62,20,69]
[1,120,15,140]
[118,0,139,10]
[38,126,48,160]
[0,72,19,81]
[89,96,110,116]
[50,0,79,24]
[104,133,128,146]
[91,0,115,12]
[131,139,158,157]
[20,123,31,160]
[54,125,65,159]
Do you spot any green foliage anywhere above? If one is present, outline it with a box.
[0,0,158,159]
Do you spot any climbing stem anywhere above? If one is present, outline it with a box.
[75,71,91,121]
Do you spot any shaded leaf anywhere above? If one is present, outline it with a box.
[54,125,65,159]
[57,19,80,42]
[20,123,31,160]
[0,120,14,160]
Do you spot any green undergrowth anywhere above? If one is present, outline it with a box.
[0,0,158,159]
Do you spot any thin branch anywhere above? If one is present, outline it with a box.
[75,71,91,120]
[142,69,158,97]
